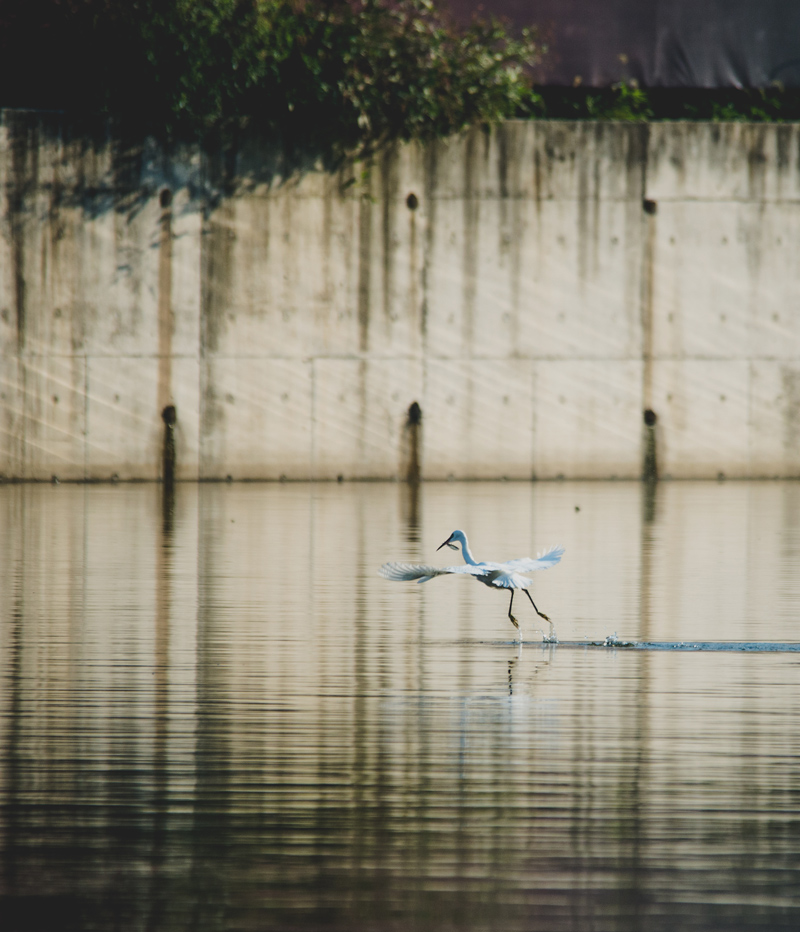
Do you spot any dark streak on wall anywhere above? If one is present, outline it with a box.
[8,113,34,352]
[200,206,235,358]
[380,146,398,334]
[640,196,656,418]
[746,124,768,201]
[157,188,174,441]
[635,124,654,436]
[407,188,420,345]
[461,128,479,355]
[782,368,800,477]
[320,174,333,336]
[200,187,236,475]
[357,182,372,353]
[421,141,439,348]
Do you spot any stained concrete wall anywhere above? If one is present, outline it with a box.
[1,111,799,480]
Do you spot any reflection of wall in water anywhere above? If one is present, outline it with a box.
[1,482,798,925]
[2,113,800,479]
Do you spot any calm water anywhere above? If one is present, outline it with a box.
[1,480,799,931]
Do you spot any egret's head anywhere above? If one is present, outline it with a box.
[437,529,465,551]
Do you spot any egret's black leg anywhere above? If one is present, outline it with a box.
[524,589,557,642]
[507,589,520,634]
[523,589,548,620]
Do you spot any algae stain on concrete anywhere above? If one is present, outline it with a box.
[782,367,800,475]
[407,188,421,351]
[200,202,236,356]
[420,141,439,349]
[461,128,480,356]
[357,186,372,353]
[9,113,35,353]
[380,147,399,335]
[157,187,174,422]
[199,199,236,476]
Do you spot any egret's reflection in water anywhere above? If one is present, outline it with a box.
[0,481,799,931]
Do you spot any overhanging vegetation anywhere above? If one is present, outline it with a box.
[1,0,797,163]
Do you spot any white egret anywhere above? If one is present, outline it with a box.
[379,530,564,642]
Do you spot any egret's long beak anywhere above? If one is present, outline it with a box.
[436,536,452,551]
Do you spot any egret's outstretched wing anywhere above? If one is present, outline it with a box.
[379,562,489,584]
[504,544,565,573]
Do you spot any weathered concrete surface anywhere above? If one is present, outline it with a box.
[1,112,799,479]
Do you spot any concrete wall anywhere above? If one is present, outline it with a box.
[1,111,799,480]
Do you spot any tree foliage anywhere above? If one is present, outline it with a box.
[531,84,800,123]
[0,0,542,155]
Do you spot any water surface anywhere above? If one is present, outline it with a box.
[1,480,799,931]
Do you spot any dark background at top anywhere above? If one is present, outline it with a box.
[446,0,800,87]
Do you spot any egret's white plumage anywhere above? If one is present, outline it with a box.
[379,529,564,642]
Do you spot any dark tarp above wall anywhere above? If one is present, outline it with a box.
[447,0,800,87]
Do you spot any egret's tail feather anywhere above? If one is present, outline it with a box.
[378,562,441,582]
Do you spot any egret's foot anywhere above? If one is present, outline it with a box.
[540,620,558,643]
[535,610,558,643]
[508,613,520,631]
